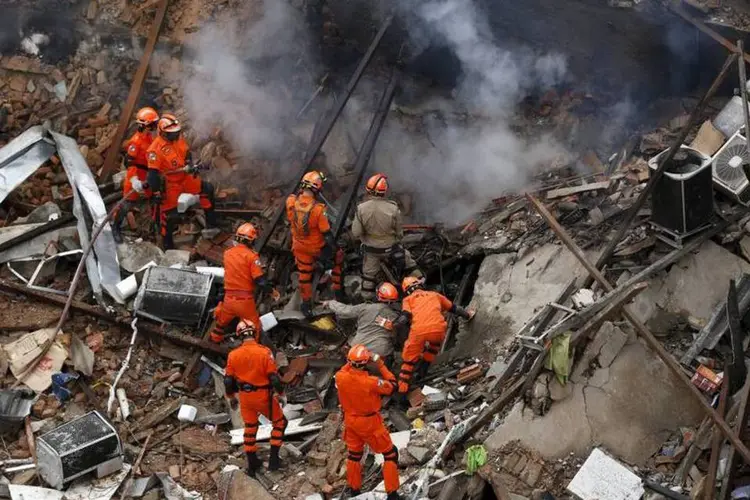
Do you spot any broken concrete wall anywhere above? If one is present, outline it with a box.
[485,322,705,465]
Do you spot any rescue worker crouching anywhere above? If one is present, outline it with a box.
[113,107,159,243]
[322,282,408,367]
[352,173,422,302]
[210,222,277,343]
[146,114,217,250]
[335,344,402,500]
[285,171,343,318]
[397,277,475,395]
[224,320,287,474]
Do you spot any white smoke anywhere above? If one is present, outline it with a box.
[182,1,315,160]
[369,0,570,223]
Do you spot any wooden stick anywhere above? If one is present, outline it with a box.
[119,430,153,500]
[525,192,750,464]
[585,51,738,286]
[718,368,750,499]
[705,368,730,499]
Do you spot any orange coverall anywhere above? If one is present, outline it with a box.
[285,191,342,301]
[398,290,454,393]
[122,130,154,201]
[210,244,264,343]
[335,361,400,494]
[225,339,287,453]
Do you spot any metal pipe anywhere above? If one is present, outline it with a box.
[737,40,750,153]
[255,15,393,252]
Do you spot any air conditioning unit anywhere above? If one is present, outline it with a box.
[712,130,750,205]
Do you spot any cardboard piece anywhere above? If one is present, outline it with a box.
[2,329,68,392]
[690,120,726,157]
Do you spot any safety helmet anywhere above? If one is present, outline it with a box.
[300,171,326,193]
[366,174,388,196]
[158,113,181,141]
[347,344,372,367]
[135,107,159,128]
[377,282,399,303]
[235,222,258,244]
[402,276,424,295]
[236,320,258,339]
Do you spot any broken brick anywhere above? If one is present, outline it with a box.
[457,364,484,384]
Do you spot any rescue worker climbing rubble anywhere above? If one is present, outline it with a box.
[352,173,422,301]
[285,170,344,317]
[322,282,408,366]
[112,107,159,243]
[146,113,217,250]
[210,222,277,344]
[224,320,287,475]
[397,277,475,395]
[335,344,401,500]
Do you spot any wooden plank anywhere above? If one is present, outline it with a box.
[718,368,750,499]
[99,0,170,180]
[545,181,610,200]
[570,282,648,345]
[138,397,185,431]
[526,192,750,465]
[670,3,750,65]
[705,367,730,499]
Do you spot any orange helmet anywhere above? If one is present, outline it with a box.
[235,222,258,244]
[402,276,423,295]
[377,282,399,302]
[366,174,388,196]
[236,320,258,338]
[158,113,181,139]
[347,344,371,366]
[300,171,326,192]
[135,107,159,127]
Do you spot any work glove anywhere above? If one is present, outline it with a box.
[398,381,409,395]
[466,307,477,321]
[130,177,144,193]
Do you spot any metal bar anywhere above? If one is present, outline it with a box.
[705,366,730,500]
[585,51,738,286]
[738,40,750,150]
[526,192,750,464]
[255,15,393,252]
[718,364,750,500]
[99,0,170,180]
[670,4,750,65]
[727,280,747,391]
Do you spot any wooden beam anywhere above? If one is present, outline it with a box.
[705,367,730,499]
[718,370,750,499]
[545,181,610,200]
[99,0,170,181]
[526,193,750,464]
[670,3,750,65]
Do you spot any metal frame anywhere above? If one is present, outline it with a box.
[6,249,84,296]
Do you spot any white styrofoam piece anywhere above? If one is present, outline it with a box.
[260,312,278,332]
[421,385,441,395]
[567,448,644,500]
[375,430,411,466]
[230,418,322,444]
[178,405,198,423]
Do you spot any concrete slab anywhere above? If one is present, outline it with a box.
[486,341,704,465]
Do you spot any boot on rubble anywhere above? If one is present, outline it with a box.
[386,492,402,500]
[246,452,262,476]
[301,300,314,319]
[269,445,282,471]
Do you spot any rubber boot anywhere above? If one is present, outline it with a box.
[386,492,401,500]
[301,300,314,319]
[246,452,262,476]
[268,445,282,471]
[112,225,123,244]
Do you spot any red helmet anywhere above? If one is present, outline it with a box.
[300,171,326,192]
[366,174,388,196]
[402,276,423,295]
[235,222,258,244]
[158,113,181,139]
[135,107,159,127]
[347,344,371,366]
[236,320,258,338]
[377,282,399,302]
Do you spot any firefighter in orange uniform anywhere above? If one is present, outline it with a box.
[210,222,275,343]
[397,277,475,395]
[335,344,401,499]
[224,320,287,474]
[146,114,216,249]
[112,107,159,243]
[285,171,343,317]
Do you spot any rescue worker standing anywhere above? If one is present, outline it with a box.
[352,174,422,301]
[146,114,216,250]
[322,282,407,364]
[335,345,401,499]
[285,171,343,317]
[224,320,287,474]
[113,107,159,243]
[210,222,274,343]
[397,277,475,395]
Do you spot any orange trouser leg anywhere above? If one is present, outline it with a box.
[344,419,366,491]
[265,395,287,448]
[346,415,400,493]
[239,404,259,453]
[210,296,261,343]
[240,392,288,452]
[398,330,446,393]
[293,249,319,301]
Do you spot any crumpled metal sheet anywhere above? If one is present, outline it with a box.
[50,131,120,299]
[0,126,120,302]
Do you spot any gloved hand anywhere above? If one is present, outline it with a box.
[130,177,144,193]
[228,397,239,411]
[398,381,409,394]
[466,307,477,321]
